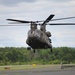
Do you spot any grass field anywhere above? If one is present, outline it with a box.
[0,64,75,71]
[0,64,61,71]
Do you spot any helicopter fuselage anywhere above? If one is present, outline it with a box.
[26,29,52,49]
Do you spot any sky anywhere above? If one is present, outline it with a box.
[0,0,75,47]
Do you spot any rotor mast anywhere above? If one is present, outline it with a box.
[40,14,54,32]
[31,22,37,32]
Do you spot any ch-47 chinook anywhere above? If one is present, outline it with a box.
[4,14,75,53]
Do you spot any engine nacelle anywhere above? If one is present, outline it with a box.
[27,47,31,50]
[46,31,51,37]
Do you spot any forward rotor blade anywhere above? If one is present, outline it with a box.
[0,25,28,26]
[42,14,55,25]
[51,17,75,21]
[6,19,32,23]
[49,23,75,25]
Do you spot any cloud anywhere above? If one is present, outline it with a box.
[0,0,75,47]
[0,26,28,47]
[50,0,70,2]
[0,0,36,6]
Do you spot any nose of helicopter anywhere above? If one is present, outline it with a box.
[28,30,40,39]
[29,31,36,39]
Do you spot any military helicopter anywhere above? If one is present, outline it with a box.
[1,14,75,53]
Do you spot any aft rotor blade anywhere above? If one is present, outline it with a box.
[33,16,75,23]
[51,17,75,21]
[42,14,55,25]
[49,23,75,25]
[6,19,32,23]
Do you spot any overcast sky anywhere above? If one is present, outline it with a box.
[0,0,75,47]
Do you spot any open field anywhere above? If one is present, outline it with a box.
[0,64,75,71]
[0,64,61,71]
[0,64,75,75]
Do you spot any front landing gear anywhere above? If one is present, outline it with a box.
[50,48,52,53]
[33,49,35,53]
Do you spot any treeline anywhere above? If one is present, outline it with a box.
[0,47,75,65]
